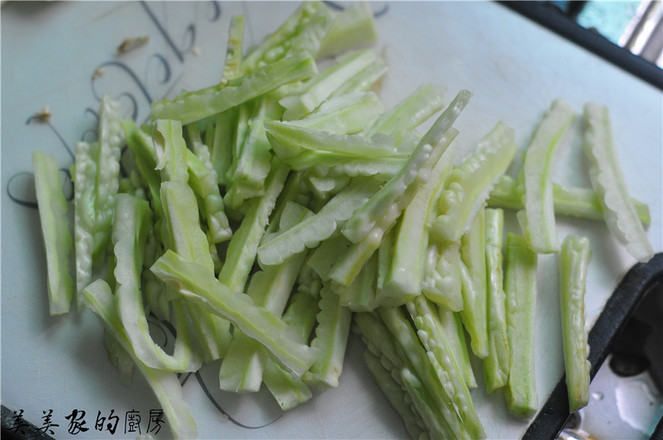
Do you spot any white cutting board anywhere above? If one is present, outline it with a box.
[2,2,661,439]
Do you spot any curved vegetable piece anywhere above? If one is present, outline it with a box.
[83,280,198,440]
[32,151,74,315]
[583,102,653,262]
[504,233,538,417]
[484,208,510,393]
[151,52,318,124]
[431,122,517,243]
[559,235,592,412]
[517,99,575,254]
[152,250,317,377]
[114,194,201,372]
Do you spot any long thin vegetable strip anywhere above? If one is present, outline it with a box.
[317,2,377,59]
[219,239,309,392]
[151,52,318,124]
[151,250,317,377]
[362,351,430,440]
[289,91,384,135]
[431,122,517,243]
[484,208,510,393]
[153,119,189,183]
[225,98,279,209]
[365,84,446,137]
[342,89,472,244]
[83,280,197,440]
[487,174,651,224]
[304,282,353,387]
[74,141,99,301]
[437,308,477,389]
[458,209,489,359]
[92,94,124,260]
[336,251,379,311]
[400,367,452,439]
[114,193,201,372]
[406,296,485,439]
[185,124,232,243]
[122,120,163,217]
[504,233,538,416]
[222,15,245,81]
[378,307,469,439]
[218,163,289,292]
[257,177,379,266]
[263,290,319,410]
[32,151,74,315]
[583,102,653,262]
[210,110,236,186]
[280,49,381,120]
[517,99,575,254]
[381,142,456,300]
[330,56,387,98]
[559,235,592,412]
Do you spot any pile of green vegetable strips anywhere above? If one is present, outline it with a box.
[32,2,654,439]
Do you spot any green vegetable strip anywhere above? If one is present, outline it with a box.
[185,124,232,242]
[559,235,591,412]
[280,49,379,120]
[517,99,575,254]
[342,89,472,244]
[92,94,123,260]
[266,120,399,163]
[218,163,289,292]
[210,109,236,186]
[153,119,189,183]
[218,243,308,392]
[504,232,538,417]
[400,367,452,439]
[74,141,99,301]
[329,56,387,98]
[366,84,446,137]
[257,178,379,266]
[487,174,651,225]
[459,208,489,359]
[83,280,198,440]
[306,234,353,281]
[225,98,278,209]
[363,351,429,440]
[263,290,319,410]
[151,250,317,377]
[483,208,510,393]
[431,122,517,243]
[122,120,163,217]
[32,151,74,315]
[304,282,353,387]
[113,194,201,372]
[289,92,384,135]
[316,2,377,59]
[407,296,485,439]
[241,2,328,72]
[222,15,245,81]
[421,242,464,312]
[336,251,378,311]
[438,308,477,389]
[161,181,215,274]
[103,327,135,386]
[583,102,654,262]
[378,307,469,439]
[382,142,457,300]
[304,172,351,201]
[151,52,318,125]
